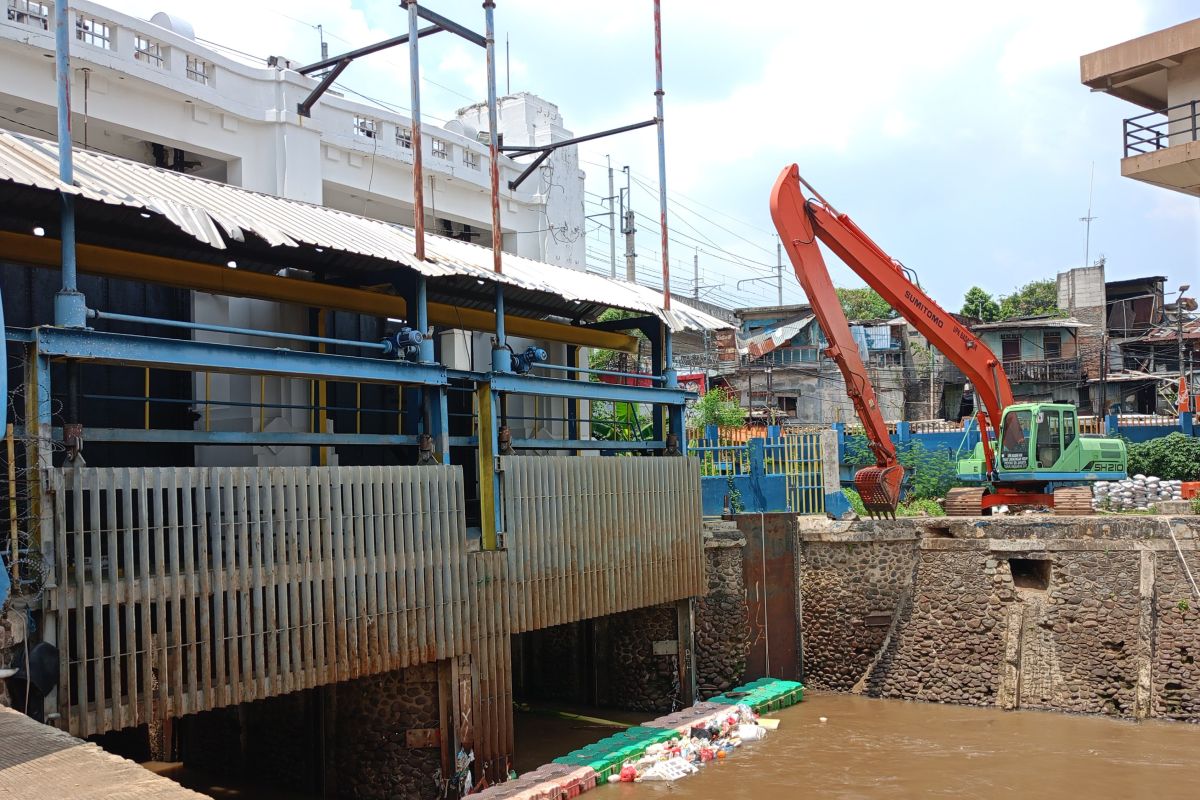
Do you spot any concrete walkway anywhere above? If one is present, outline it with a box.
[0,706,207,799]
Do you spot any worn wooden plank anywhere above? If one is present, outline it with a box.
[134,470,152,733]
[194,470,211,713]
[275,470,294,696]
[296,469,314,690]
[213,468,231,709]
[365,466,383,674]
[260,469,277,698]
[330,467,350,682]
[86,470,107,734]
[117,469,138,729]
[165,468,182,719]
[233,469,251,706]
[381,468,400,669]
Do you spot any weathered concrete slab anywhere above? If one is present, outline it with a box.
[0,706,206,799]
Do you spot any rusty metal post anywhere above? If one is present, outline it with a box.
[408,0,426,261]
[484,1,502,274]
[653,0,670,311]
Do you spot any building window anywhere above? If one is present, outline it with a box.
[7,0,49,30]
[431,138,449,160]
[1043,331,1062,360]
[353,115,378,139]
[75,16,113,49]
[186,55,210,85]
[463,149,480,170]
[1000,332,1021,362]
[396,127,412,149]
[134,35,164,67]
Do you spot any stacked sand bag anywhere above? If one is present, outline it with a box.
[1092,475,1183,510]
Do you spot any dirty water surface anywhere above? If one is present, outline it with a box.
[599,693,1200,800]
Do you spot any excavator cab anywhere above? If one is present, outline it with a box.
[957,403,1127,481]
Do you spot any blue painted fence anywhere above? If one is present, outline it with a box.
[692,425,825,516]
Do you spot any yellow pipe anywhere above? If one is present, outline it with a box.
[0,232,639,352]
[143,367,150,430]
[477,382,497,551]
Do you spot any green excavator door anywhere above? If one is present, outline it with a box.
[997,403,1081,473]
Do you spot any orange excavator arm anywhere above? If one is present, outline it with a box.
[770,165,1017,513]
[768,167,903,516]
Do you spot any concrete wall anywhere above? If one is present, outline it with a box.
[797,516,1200,721]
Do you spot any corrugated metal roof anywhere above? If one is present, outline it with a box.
[971,316,1090,331]
[0,130,729,332]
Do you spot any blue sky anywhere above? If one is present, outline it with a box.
[115,0,1200,311]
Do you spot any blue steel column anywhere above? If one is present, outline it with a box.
[492,285,510,372]
[54,0,85,328]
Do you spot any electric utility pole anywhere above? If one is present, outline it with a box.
[622,166,636,283]
[607,156,616,278]
[776,239,784,306]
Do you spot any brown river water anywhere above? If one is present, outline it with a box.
[599,694,1200,800]
[148,693,1200,798]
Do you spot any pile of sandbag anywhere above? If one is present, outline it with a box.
[1092,475,1183,510]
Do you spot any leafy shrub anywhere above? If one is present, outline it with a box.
[1125,433,1200,481]
[843,435,965,499]
[842,488,945,517]
[687,385,747,429]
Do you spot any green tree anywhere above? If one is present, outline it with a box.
[836,287,894,321]
[687,385,747,429]
[588,308,647,373]
[997,279,1061,320]
[961,286,1000,321]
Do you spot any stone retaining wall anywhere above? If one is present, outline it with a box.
[798,516,1200,722]
[695,525,749,697]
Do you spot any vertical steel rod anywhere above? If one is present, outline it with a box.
[409,1,426,261]
[485,1,503,275]
[653,0,670,310]
[54,0,85,327]
[608,156,616,278]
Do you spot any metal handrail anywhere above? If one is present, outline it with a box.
[1123,99,1200,157]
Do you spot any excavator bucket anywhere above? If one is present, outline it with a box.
[853,464,905,518]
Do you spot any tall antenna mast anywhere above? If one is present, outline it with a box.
[1080,162,1098,268]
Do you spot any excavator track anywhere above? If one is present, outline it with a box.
[1052,486,1095,516]
[945,487,986,516]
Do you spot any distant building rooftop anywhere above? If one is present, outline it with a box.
[971,316,1089,331]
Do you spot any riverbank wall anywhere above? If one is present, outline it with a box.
[797,515,1200,722]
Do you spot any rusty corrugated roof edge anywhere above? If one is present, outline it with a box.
[0,130,731,332]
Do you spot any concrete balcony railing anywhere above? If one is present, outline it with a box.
[1120,100,1200,196]
[1000,356,1082,383]
[1124,100,1200,155]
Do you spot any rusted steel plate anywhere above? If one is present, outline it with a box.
[499,456,705,634]
[47,465,471,738]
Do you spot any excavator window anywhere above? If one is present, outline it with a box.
[1037,410,1062,468]
[1064,410,1077,449]
[1000,410,1031,469]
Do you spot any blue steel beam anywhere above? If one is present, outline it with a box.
[26,427,423,447]
[33,327,448,386]
[510,438,664,451]
[487,372,691,406]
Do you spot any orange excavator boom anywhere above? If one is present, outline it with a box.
[769,167,903,516]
